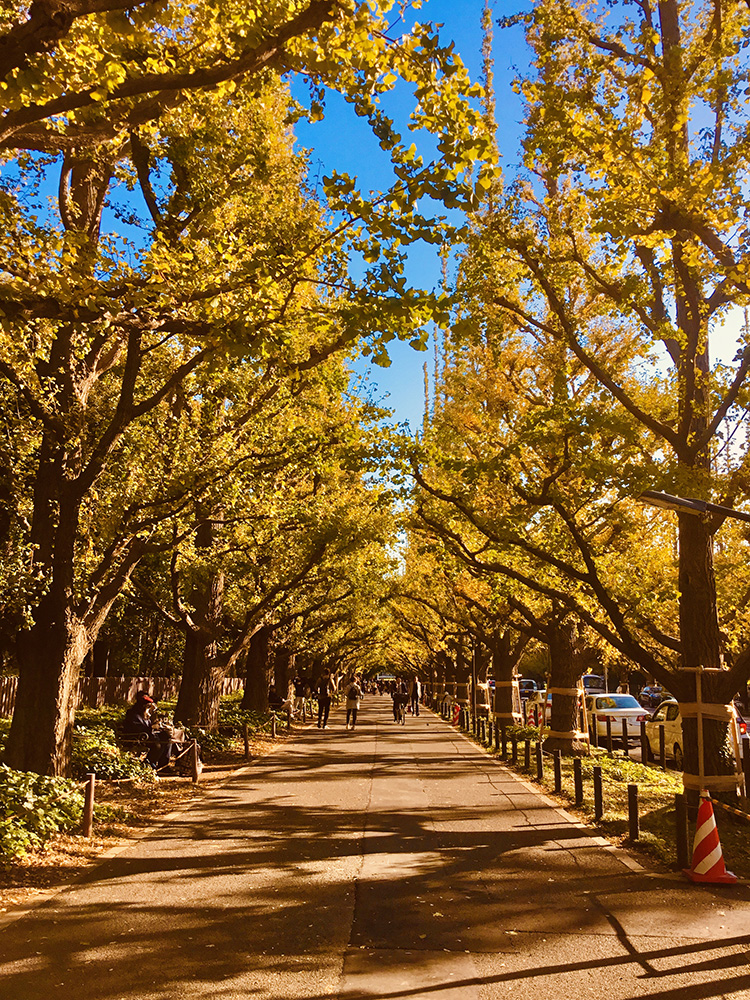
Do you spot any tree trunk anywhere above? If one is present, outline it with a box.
[274,646,295,701]
[174,630,225,729]
[241,626,272,711]
[174,514,225,728]
[4,612,89,775]
[543,619,587,757]
[490,631,522,726]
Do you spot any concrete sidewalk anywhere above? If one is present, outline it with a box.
[1,697,749,999]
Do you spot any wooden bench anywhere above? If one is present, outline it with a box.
[116,726,203,781]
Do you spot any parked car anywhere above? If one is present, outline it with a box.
[645,699,748,770]
[586,693,649,743]
[581,674,606,695]
[644,699,684,768]
[518,678,538,700]
[639,684,671,708]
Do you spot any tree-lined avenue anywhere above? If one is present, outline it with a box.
[1,701,749,999]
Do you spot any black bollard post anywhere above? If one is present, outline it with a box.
[743,740,750,793]
[553,750,562,792]
[594,765,603,821]
[573,757,583,805]
[494,722,500,752]
[606,716,613,754]
[621,719,629,758]
[511,735,518,765]
[628,783,639,841]
[659,725,666,770]
[592,714,599,748]
[82,772,95,838]
[640,720,649,765]
[675,792,690,869]
[243,722,251,761]
[536,742,543,782]
[501,725,508,760]
[524,739,531,770]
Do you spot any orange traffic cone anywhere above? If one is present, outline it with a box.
[684,789,737,884]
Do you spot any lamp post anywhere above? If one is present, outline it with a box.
[639,490,750,525]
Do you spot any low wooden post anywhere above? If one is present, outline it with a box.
[594,765,603,821]
[287,707,292,731]
[659,724,666,770]
[628,783,639,841]
[606,717,613,753]
[243,722,250,761]
[621,719,630,758]
[511,735,518,765]
[501,725,508,760]
[494,722,500,752]
[536,742,543,782]
[553,750,562,792]
[591,714,599,748]
[524,739,531,770]
[191,740,201,783]
[271,713,277,739]
[573,756,583,806]
[675,792,690,869]
[82,772,95,838]
[640,720,649,765]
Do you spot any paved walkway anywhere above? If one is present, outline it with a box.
[2,698,750,999]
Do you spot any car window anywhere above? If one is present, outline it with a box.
[666,704,680,721]
[652,706,666,721]
[595,695,640,710]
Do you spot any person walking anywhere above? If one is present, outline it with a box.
[292,674,307,720]
[409,675,421,717]
[345,675,362,730]
[317,669,333,729]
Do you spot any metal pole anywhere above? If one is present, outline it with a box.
[191,739,200,782]
[511,735,518,766]
[536,742,543,782]
[606,716,613,754]
[494,722,500,752]
[524,739,531,770]
[553,750,562,793]
[640,719,649,765]
[659,724,666,770]
[621,719,629,758]
[594,765,603,821]
[82,772,95,838]
[628,783,639,841]
[675,792,690,869]
[271,713,277,739]
[243,722,250,761]
[501,725,507,760]
[592,713,599,748]
[573,756,583,806]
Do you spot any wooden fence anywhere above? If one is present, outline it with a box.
[0,676,244,717]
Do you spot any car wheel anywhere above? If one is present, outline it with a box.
[673,745,684,770]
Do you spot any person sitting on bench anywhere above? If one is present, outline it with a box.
[123,691,173,770]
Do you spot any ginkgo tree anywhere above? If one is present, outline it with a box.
[0,0,495,775]
[412,0,750,780]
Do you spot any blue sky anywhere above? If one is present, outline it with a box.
[293,0,529,428]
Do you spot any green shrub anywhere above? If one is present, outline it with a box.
[71,725,155,782]
[0,764,84,861]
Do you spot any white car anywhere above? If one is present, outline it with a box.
[644,699,684,768]
[645,699,748,770]
[587,693,649,743]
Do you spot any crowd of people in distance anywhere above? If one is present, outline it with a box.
[265,672,426,732]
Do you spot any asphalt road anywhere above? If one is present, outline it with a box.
[2,698,750,999]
